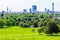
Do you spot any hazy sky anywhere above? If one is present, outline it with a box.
[0,0,60,12]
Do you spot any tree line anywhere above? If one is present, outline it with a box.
[0,13,60,35]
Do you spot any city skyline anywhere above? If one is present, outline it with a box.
[0,0,60,12]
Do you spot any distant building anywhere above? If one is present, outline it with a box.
[23,9,27,13]
[45,8,47,13]
[29,8,32,13]
[47,9,50,13]
[32,5,37,13]
[44,8,51,13]
[10,10,11,13]
[52,2,54,13]
[7,7,9,13]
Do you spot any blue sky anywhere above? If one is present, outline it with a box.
[0,0,60,12]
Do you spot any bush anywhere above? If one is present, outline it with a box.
[38,28,43,34]
[32,29,35,33]
[38,26,46,34]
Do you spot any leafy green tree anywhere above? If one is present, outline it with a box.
[1,11,4,16]
[34,22,38,28]
[0,20,6,28]
[46,22,59,35]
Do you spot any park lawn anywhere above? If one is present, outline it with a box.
[0,26,60,40]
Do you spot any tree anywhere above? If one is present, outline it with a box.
[38,26,46,35]
[40,15,44,19]
[1,11,4,16]
[6,20,12,26]
[46,22,59,35]
[0,20,6,28]
[34,22,38,28]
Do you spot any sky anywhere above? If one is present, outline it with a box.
[0,0,60,12]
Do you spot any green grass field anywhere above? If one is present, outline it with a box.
[0,26,60,40]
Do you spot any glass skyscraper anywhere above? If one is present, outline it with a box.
[32,5,37,13]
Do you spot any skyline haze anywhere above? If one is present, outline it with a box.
[0,0,60,12]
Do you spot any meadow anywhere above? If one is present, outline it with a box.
[0,26,60,40]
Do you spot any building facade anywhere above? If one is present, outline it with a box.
[32,5,37,13]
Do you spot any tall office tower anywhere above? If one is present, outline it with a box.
[32,5,37,13]
[29,8,32,13]
[10,10,11,13]
[52,2,54,13]
[7,7,9,13]
[23,9,27,13]
[45,8,47,13]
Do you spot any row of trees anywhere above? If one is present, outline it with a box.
[0,13,49,28]
[0,13,60,28]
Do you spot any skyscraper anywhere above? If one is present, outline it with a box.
[52,2,54,13]
[23,9,27,13]
[45,8,47,13]
[7,7,9,12]
[10,10,11,13]
[32,5,37,13]
[29,8,32,13]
